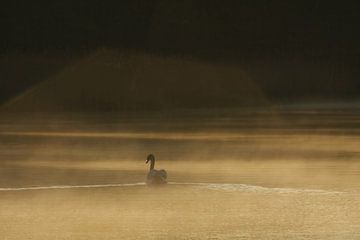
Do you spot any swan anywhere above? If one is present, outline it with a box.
[146,154,167,185]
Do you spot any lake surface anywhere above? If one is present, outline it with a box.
[1,108,360,239]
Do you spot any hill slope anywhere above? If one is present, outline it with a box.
[1,49,268,112]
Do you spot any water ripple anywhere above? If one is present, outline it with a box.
[169,182,345,195]
[0,182,346,195]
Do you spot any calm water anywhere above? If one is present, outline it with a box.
[1,108,360,239]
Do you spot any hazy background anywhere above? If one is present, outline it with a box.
[1,0,360,111]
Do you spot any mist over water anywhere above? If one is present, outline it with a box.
[1,107,360,239]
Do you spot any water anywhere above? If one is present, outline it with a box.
[0,108,360,239]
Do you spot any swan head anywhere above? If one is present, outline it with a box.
[146,154,155,164]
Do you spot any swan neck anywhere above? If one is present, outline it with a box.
[150,159,155,170]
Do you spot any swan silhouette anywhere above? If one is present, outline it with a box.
[146,154,167,185]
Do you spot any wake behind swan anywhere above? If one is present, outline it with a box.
[0,182,344,195]
[0,183,145,191]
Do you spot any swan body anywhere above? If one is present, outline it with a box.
[146,154,167,185]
